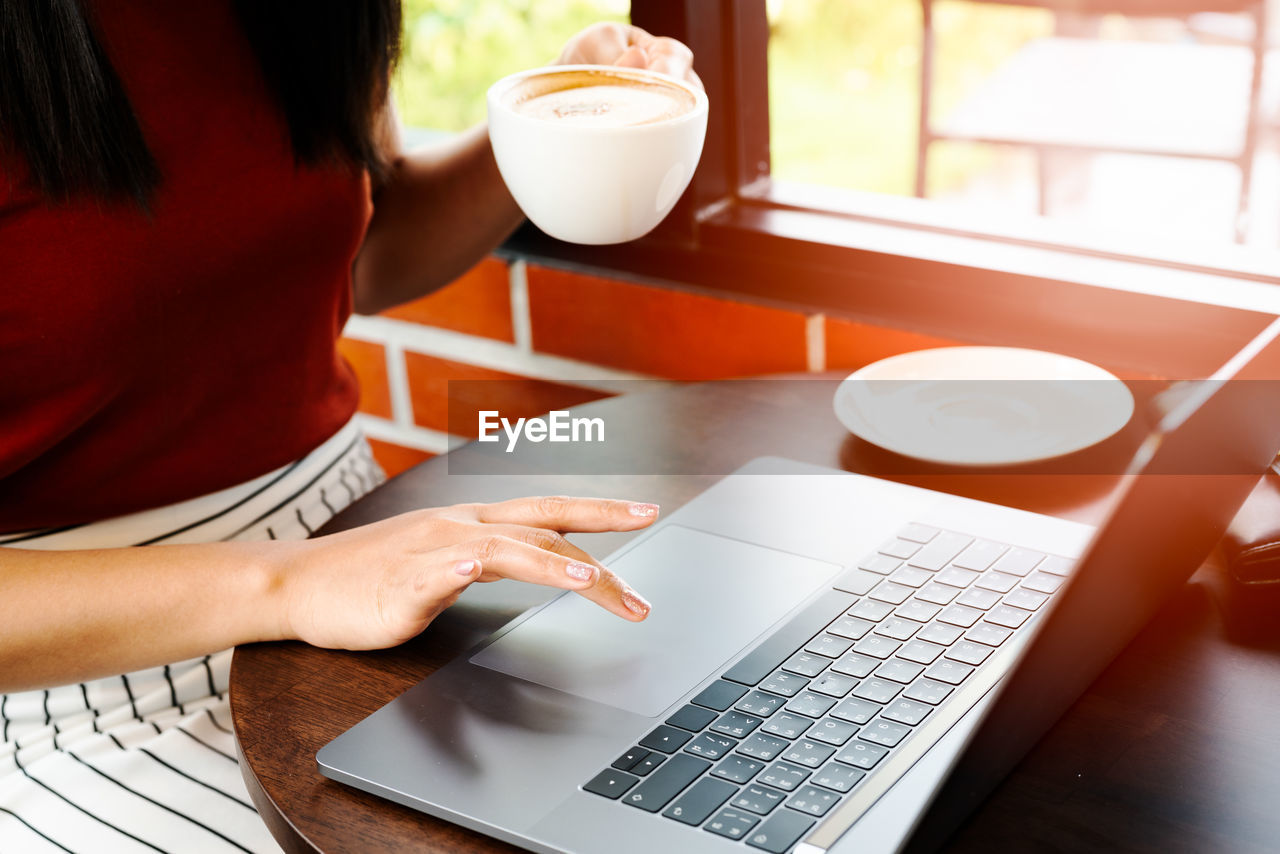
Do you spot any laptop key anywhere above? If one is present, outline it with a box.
[935,566,981,589]
[878,538,920,559]
[852,677,903,704]
[663,777,737,826]
[785,691,837,718]
[831,696,880,725]
[916,621,964,645]
[882,698,932,726]
[803,633,855,659]
[584,768,640,799]
[860,719,911,748]
[965,622,1014,647]
[826,616,875,640]
[633,753,666,776]
[1003,587,1049,611]
[640,725,692,754]
[874,658,926,684]
[704,806,760,841]
[857,554,901,575]
[848,598,895,621]
[812,761,865,793]
[831,568,881,596]
[722,590,858,686]
[835,740,889,770]
[762,712,813,740]
[952,539,1008,571]
[897,522,940,543]
[782,739,836,768]
[745,807,815,853]
[712,754,765,784]
[991,546,1045,577]
[925,660,975,685]
[736,690,786,718]
[622,754,710,812]
[782,653,829,679]
[898,639,946,664]
[667,704,718,732]
[876,617,923,640]
[916,581,960,605]
[869,581,913,605]
[986,604,1033,628]
[692,680,749,711]
[902,678,954,705]
[852,635,901,659]
[712,711,764,739]
[757,760,811,792]
[945,640,993,666]
[956,587,1001,610]
[1023,570,1065,594]
[830,651,879,678]
[895,599,942,623]
[612,747,648,772]
[787,784,840,817]
[975,571,1019,593]
[907,532,973,570]
[732,783,787,815]
[1039,555,1074,576]
[761,670,810,697]
[809,671,857,698]
[806,717,858,746]
[938,604,983,628]
[738,733,790,762]
[686,732,738,760]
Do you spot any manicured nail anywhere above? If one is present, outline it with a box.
[621,588,651,616]
[628,502,659,518]
[566,562,597,582]
[453,559,478,576]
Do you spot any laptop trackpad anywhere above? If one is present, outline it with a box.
[470,525,841,717]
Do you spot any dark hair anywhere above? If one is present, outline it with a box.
[0,0,401,207]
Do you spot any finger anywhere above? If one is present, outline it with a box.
[614,44,649,69]
[448,536,651,621]
[473,495,660,533]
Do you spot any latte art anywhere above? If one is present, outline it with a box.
[506,70,695,128]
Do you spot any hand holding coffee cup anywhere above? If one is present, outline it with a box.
[487,27,707,245]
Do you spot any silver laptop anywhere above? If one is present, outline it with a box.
[318,318,1280,854]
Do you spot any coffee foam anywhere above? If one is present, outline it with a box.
[506,69,694,127]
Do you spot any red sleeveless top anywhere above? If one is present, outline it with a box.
[0,0,371,530]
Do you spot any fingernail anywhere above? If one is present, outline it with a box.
[621,588,651,616]
[566,562,597,582]
[453,559,478,576]
[628,503,659,518]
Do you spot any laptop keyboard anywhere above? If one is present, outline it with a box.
[582,524,1073,853]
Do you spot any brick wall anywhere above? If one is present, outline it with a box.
[340,256,961,477]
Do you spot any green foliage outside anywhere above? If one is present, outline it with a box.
[394,0,1051,198]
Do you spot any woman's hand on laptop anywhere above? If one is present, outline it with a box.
[270,496,658,651]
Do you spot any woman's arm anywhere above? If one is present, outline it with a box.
[0,496,656,693]
[349,23,698,315]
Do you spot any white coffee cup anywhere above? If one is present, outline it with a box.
[487,64,709,245]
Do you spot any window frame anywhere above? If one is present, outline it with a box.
[501,0,1279,378]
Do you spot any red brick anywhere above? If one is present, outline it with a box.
[825,317,962,372]
[402,352,610,437]
[381,257,513,341]
[526,266,808,380]
[336,337,393,419]
[366,438,434,479]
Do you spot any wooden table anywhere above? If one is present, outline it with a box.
[230,378,1280,853]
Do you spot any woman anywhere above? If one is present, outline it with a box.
[0,3,697,851]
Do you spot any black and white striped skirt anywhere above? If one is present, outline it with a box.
[0,419,386,852]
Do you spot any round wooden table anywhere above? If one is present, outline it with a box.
[230,377,1280,853]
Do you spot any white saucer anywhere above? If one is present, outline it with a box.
[833,346,1135,466]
